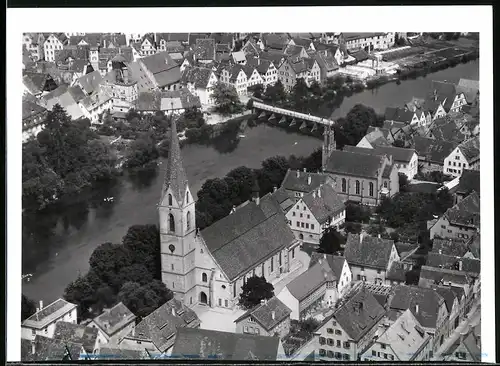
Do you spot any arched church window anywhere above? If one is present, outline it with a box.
[341,178,347,193]
[186,211,191,230]
[202,273,208,282]
[186,191,189,204]
[169,214,175,232]
[369,182,374,197]
[355,180,360,195]
[168,194,173,206]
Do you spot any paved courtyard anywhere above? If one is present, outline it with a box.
[191,247,311,333]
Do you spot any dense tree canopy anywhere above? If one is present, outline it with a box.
[63,224,167,320]
[23,105,118,211]
[335,104,380,148]
[318,227,346,254]
[22,294,37,321]
[211,82,244,115]
[345,202,371,223]
[238,275,275,310]
[124,133,159,170]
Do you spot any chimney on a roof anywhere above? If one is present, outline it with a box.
[260,299,266,305]
[307,175,312,185]
[172,307,176,316]
[303,168,307,173]
[359,233,364,243]
[323,254,326,259]
[415,304,419,314]
[312,190,316,198]
[39,300,43,310]
[378,234,381,239]
[317,188,321,198]
[271,311,275,320]
[296,170,300,178]
[230,205,236,214]
[273,186,277,193]
[438,249,442,254]
[458,260,463,271]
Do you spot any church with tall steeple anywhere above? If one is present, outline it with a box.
[158,119,300,308]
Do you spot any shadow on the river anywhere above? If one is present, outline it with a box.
[127,164,159,191]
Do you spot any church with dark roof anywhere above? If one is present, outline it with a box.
[158,119,301,309]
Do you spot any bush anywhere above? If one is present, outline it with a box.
[346,203,371,223]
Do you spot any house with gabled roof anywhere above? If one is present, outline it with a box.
[180,66,218,105]
[431,237,470,257]
[427,118,466,144]
[43,33,69,62]
[129,51,182,92]
[387,285,448,351]
[431,80,468,114]
[280,168,334,202]
[451,169,480,204]
[193,38,216,64]
[309,253,353,302]
[245,57,278,86]
[441,324,481,362]
[426,253,480,276]
[21,335,86,361]
[262,33,290,51]
[52,321,103,356]
[278,56,321,90]
[412,136,457,173]
[443,136,479,178]
[314,51,339,84]
[241,37,263,56]
[119,298,200,355]
[277,258,333,320]
[74,70,104,96]
[344,145,418,180]
[357,127,393,148]
[324,150,399,205]
[40,84,86,120]
[22,299,78,340]
[243,64,263,88]
[316,285,387,361]
[219,64,248,96]
[88,302,136,344]
[456,78,479,105]
[171,327,285,360]
[158,119,300,310]
[234,297,292,338]
[288,37,316,51]
[22,99,48,142]
[78,88,113,123]
[385,106,427,127]
[22,71,58,97]
[429,191,480,240]
[283,44,309,59]
[285,183,345,244]
[361,309,432,361]
[432,285,467,337]
[344,233,400,285]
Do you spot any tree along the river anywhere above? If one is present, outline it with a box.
[318,226,346,254]
[238,275,275,310]
[211,81,244,115]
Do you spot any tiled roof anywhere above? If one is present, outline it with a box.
[458,78,479,90]
[171,327,281,360]
[331,286,386,342]
[181,66,214,89]
[345,234,395,270]
[384,107,415,123]
[157,33,189,43]
[200,201,296,281]
[162,118,188,204]
[386,261,406,282]
[136,91,161,111]
[188,33,210,46]
[467,233,480,259]
[22,335,83,361]
[129,299,199,352]
[291,37,312,48]
[98,346,150,360]
[444,191,480,227]
[419,266,475,287]
[343,32,386,41]
[234,297,291,331]
[442,331,481,361]
[140,51,181,87]
[69,33,102,47]
[284,44,305,56]
[302,184,345,224]
[412,136,457,163]
[281,169,329,193]
[100,33,127,48]
[314,52,339,72]
[456,79,479,103]
[389,285,445,329]
[428,120,466,142]
[92,302,136,337]
[325,150,385,178]
[22,100,47,120]
[245,57,274,75]
[361,127,391,146]
[426,253,480,274]
[372,145,416,163]
[309,253,346,280]
[286,260,333,301]
[458,136,480,163]
[242,64,257,79]
[23,299,77,330]
[259,51,285,67]
[431,238,469,257]
[263,33,289,50]
[194,38,216,61]
[23,72,49,94]
[259,188,295,216]
[159,88,201,111]
[375,309,430,361]
[54,47,89,64]
[232,50,246,63]
[432,286,458,313]
[53,321,98,354]
[77,71,103,95]
[79,89,112,111]
[350,48,369,62]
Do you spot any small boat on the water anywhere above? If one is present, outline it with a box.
[294,142,298,145]
[238,134,246,138]
[103,197,115,202]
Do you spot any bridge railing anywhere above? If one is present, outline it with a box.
[253,101,335,126]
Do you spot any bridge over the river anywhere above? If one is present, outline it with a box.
[251,99,335,133]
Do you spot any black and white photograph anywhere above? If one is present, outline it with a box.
[6,6,494,363]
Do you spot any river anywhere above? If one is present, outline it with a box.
[22,59,479,304]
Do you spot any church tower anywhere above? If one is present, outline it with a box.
[158,118,197,304]
[322,122,336,171]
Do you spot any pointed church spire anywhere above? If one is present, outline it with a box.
[162,117,188,203]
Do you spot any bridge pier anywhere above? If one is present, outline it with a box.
[299,121,307,130]
[258,111,267,119]
[268,113,276,121]
[279,116,287,124]
[311,122,318,132]
[289,118,297,127]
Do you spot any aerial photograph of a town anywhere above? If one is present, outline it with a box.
[19,31,482,361]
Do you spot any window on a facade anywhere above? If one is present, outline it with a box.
[380,343,386,349]
[369,182,374,197]
[357,274,361,280]
[296,221,300,227]
[169,214,175,232]
[343,354,350,361]
[327,328,333,333]
[271,257,274,272]
[384,181,388,188]
[327,350,334,358]
[300,213,303,218]
[372,350,376,356]
[202,273,207,282]
[218,298,222,306]
[244,326,249,333]
[342,178,347,193]
[336,340,341,347]
[327,338,334,346]
[292,211,296,216]
[311,224,315,230]
[344,341,350,349]
[319,337,326,345]
[319,349,326,357]
[355,180,360,195]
